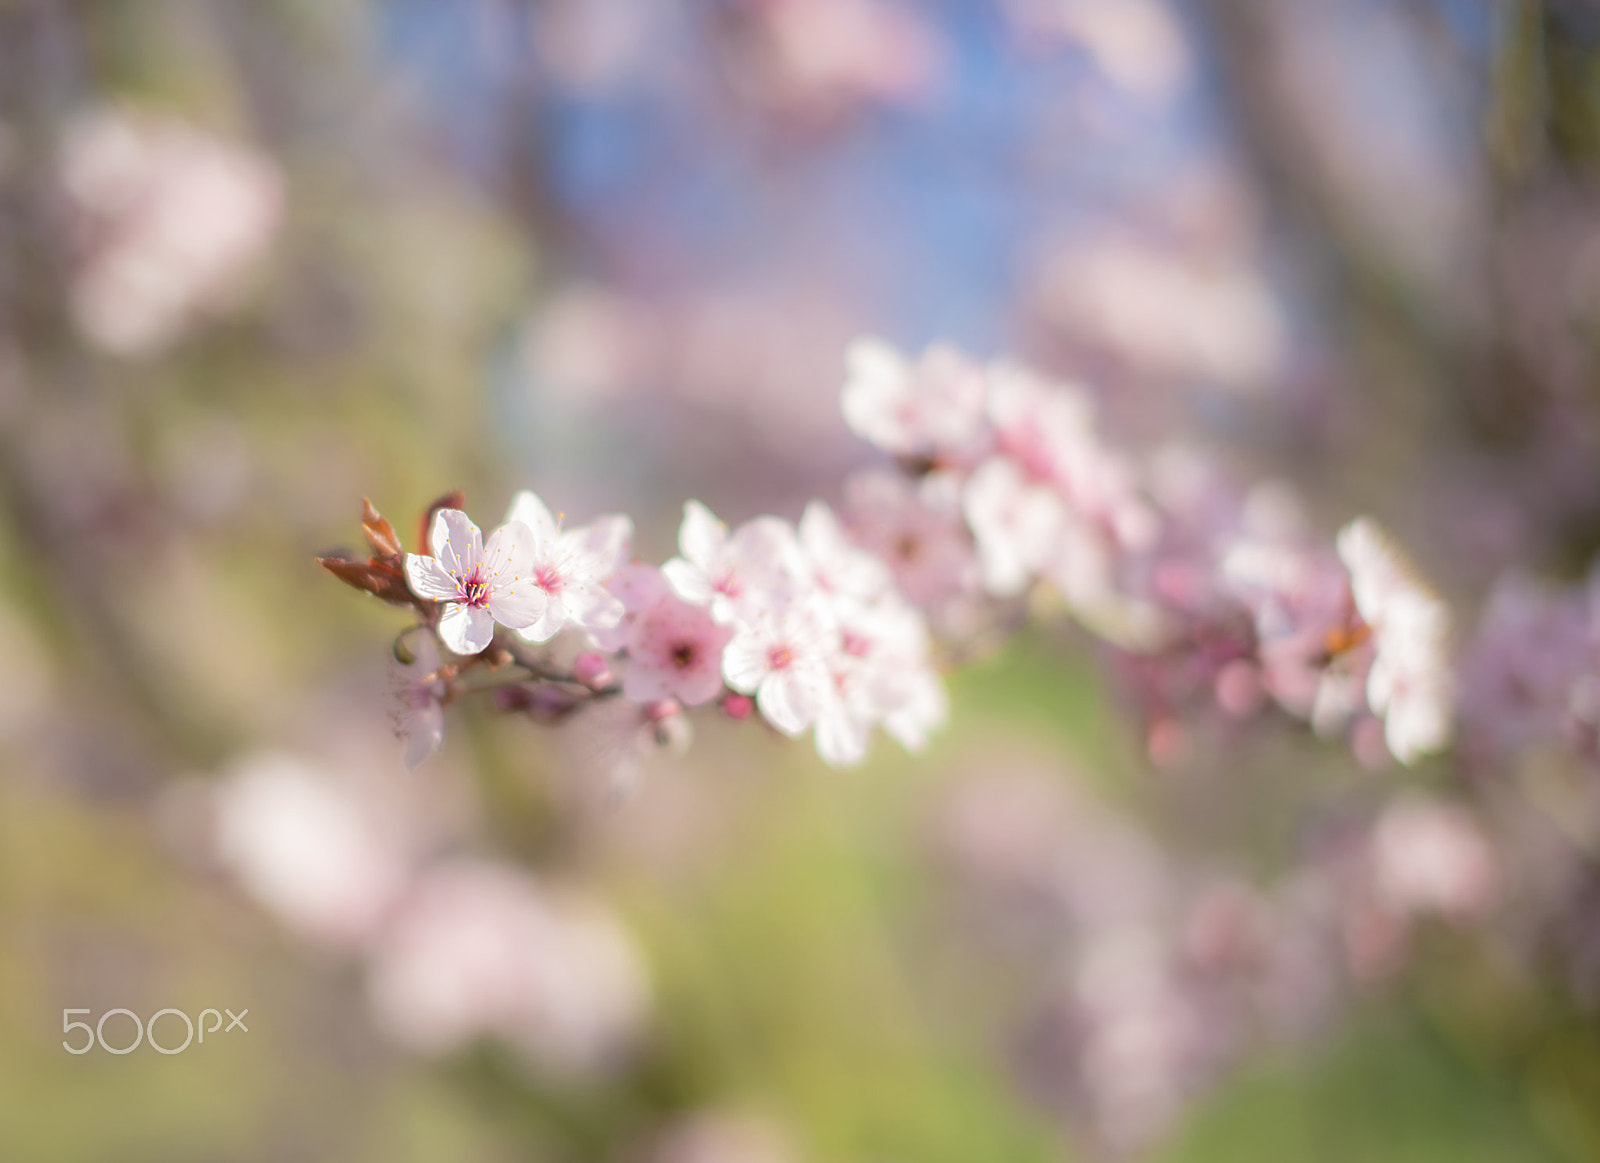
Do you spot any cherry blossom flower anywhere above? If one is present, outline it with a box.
[1370,798,1496,921]
[405,510,545,655]
[662,501,803,625]
[624,593,735,707]
[393,634,447,770]
[212,753,410,950]
[963,456,1064,597]
[504,490,630,642]
[722,597,838,736]
[798,499,891,603]
[365,861,649,1073]
[1336,518,1454,763]
[589,561,672,653]
[814,593,946,765]
[841,337,990,468]
[59,108,283,356]
[844,469,978,608]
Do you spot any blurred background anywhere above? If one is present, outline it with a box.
[3,0,1600,1160]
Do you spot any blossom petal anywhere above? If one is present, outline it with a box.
[487,583,548,633]
[678,501,727,571]
[513,598,564,642]
[505,490,560,543]
[481,520,538,582]
[405,554,463,602]
[720,631,769,693]
[579,514,634,576]
[662,557,715,606]
[437,602,495,655]
[402,704,444,770]
[757,671,817,736]
[430,510,482,577]
[816,701,870,767]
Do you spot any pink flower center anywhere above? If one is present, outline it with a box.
[842,631,871,658]
[670,641,698,670]
[535,564,564,594]
[768,645,794,671]
[460,567,492,607]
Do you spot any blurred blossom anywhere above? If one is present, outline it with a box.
[1370,797,1497,922]
[365,860,650,1074]
[1029,230,1288,393]
[534,0,662,97]
[392,635,447,771]
[1004,0,1192,102]
[726,0,947,122]
[1457,571,1599,766]
[210,752,413,950]
[59,108,282,356]
[639,1110,800,1163]
[520,286,646,405]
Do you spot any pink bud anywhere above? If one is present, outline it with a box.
[1214,660,1264,718]
[643,698,682,723]
[722,694,754,720]
[573,651,614,690]
[1147,718,1190,769]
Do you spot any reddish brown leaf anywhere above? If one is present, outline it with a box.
[317,553,418,607]
[361,498,404,558]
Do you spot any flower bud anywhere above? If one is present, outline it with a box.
[573,652,614,690]
[721,693,754,720]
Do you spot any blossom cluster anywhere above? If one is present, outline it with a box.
[347,481,947,772]
[198,750,650,1074]
[838,338,1455,767]
[328,336,1463,776]
[932,761,1497,1157]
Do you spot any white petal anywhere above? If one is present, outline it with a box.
[405,554,463,602]
[678,501,727,571]
[757,671,818,736]
[721,631,770,693]
[513,598,564,642]
[402,705,444,770]
[579,514,633,576]
[569,588,626,632]
[815,701,870,767]
[481,520,538,582]
[430,510,482,576]
[505,490,560,541]
[437,603,495,655]
[490,584,550,633]
[662,557,715,606]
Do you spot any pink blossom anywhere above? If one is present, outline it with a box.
[625,594,735,707]
[843,469,978,609]
[211,753,410,950]
[365,861,649,1073]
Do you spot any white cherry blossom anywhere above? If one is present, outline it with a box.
[1336,518,1455,764]
[798,499,891,603]
[841,337,989,467]
[405,510,545,655]
[662,501,803,625]
[505,490,630,643]
[722,596,838,736]
[963,456,1064,597]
